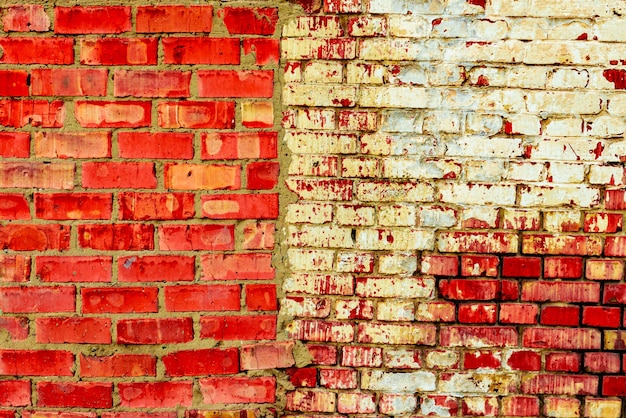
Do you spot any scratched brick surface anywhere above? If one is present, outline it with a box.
[282,0,626,417]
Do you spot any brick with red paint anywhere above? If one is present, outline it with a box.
[118,255,194,282]
[202,194,278,219]
[522,374,597,395]
[54,6,130,34]
[2,5,50,32]
[439,279,500,300]
[243,38,280,65]
[546,352,581,372]
[319,368,358,389]
[0,99,65,128]
[242,221,275,250]
[502,256,541,277]
[0,318,29,341]
[540,306,580,326]
[200,315,276,340]
[586,258,624,280]
[0,224,70,251]
[506,350,541,371]
[75,101,151,128]
[80,354,156,377]
[0,70,29,96]
[544,257,583,278]
[119,192,195,220]
[460,255,499,276]
[416,301,455,322]
[159,224,234,251]
[82,162,156,189]
[585,352,621,373]
[421,255,458,276]
[200,377,276,404]
[241,341,295,370]
[523,327,600,350]
[35,131,111,159]
[603,283,626,304]
[603,376,626,396]
[31,69,108,96]
[37,381,112,408]
[522,281,600,303]
[202,131,278,160]
[0,380,30,407]
[36,317,111,344]
[0,194,30,220]
[136,5,213,33]
[164,163,240,191]
[458,303,497,324]
[247,162,280,190]
[117,317,193,344]
[500,303,538,325]
[0,286,75,313]
[286,367,317,387]
[80,38,158,65]
[606,189,626,210]
[163,348,239,376]
[118,381,193,408]
[162,38,240,65]
[35,193,112,220]
[82,287,158,313]
[118,132,194,160]
[0,133,30,158]
[79,224,154,251]
[114,70,191,98]
[584,212,623,233]
[582,306,621,328]
[464,351,501,369]
[164,284,240,312]
[522,234,602,256]
[0,38,74,65]
[440,326,518,348]
[219,7,278,35]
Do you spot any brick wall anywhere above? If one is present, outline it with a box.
[2,0,626,416]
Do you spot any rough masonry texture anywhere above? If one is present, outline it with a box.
[1,0,626,417]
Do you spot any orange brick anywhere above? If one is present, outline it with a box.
[34,131,111,159]
[136,5,213,33]
[164,163,240,190]
[158,101,235,129]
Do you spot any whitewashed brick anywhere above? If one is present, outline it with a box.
[341,157,380,178]
[357,181,435,202]
[439,183,517,205]
[544,118,584,136]
[379,394,418,415]
[283,273,354,295]
[526,91,602,114]
[585,115,625,137]
[549,20,592,40]
[286,131,357,154]
[466,113,504,135]
[336,204,375,226]
[296,109,336,130]
[282,17,344,37]
[361,133,442,156]
[356,277,434,299]
[288,249,335,271]
[423,111,462,133]
[289,155,338,176]
[589,165,626,185]
[377,300,415,321]
[430,17,468,38]
[281,297,331,318]
[368,0,446,15]
[465,161,506,182]
[418,206,458,228]
[547,162,586,183]
[506,114,542,135]
[284,84,357,107]
[304,61,343,83]
[288,225,354,248]
[336,251,375,273]
[381,158,462,180]
[425,350,459,369]
[384,349,422,369]
[544,210,581,232]
[469,18,509,40]
[379,252,419,275]
[346,63,385,84]
[388,15,429,37]
[360,86,440,109]
[507,162,545,182]
[519,185,601,207]
[348,16,387,37]
[361,370,436,392]
[286,203,334,224]
[549,68,589,89]
[379,204,417,227]
[356,228,435,251]
[388,66,428,86]
[507,66,549,88]
[438,372,518,394]
[445,137,523,158]
[428,64,467,86]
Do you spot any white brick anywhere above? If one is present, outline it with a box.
[368,0,446,15]
[381,158,462,180]
[526,139,607,161]
[544,118,583,136]
[506,114,542,135]
[596,18,626,42]
[585,115,625,137]
[284,84,357,107]
[465,161,506,182]
[549,68,589,89]
[418,206,458,228]
[377,300,415,321]
[507,162,545,182]
[357,181,435,202]
[286,131,357,154]
[361,370,436,392]
[360,86,440,109]
[289,155,338,176]
[379,205,417,227]
[304,61,343,83]
[380,111,424,132]
[336,205,376,226]
[423,111,462,133]
[445,137,523,158]
[428,64,467,86]
[526,91,602,114]
[361,133,442,156]
[469,66,507,87]
[489,0,617,17]
[466,113,504,135]
[359,39,422,61]
[379,394,418,415]
[282,16,344,37]
[549,20,592,40]
[508,18,549,40]
[288,225,354,248]
[461,207,500,228]
[296,109,336,130]
[430,17,468,38]
[288,249,335,271]
[388,15,429,37]
[379,252,418,275]
[519,185,600,207]
[286,203,334,224]
[469,18,509,40]
[388,66,428,86]
[336,252,375,273]
[589,165,626,185]
[356,228,435,251]
[356,277,434,299]
[547,162,586,183]
[439,183,517,205]
[507,66,549,88]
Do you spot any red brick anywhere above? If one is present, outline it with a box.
[603,376,626,396]
[522,281,600,303]
[0,255,30,283]
[502,396,539,417]
[605,236,626,256]
[0,224,70,251]
[0,70,28,96]
[546,352,581,372]
[118,255,194,282]
[136,5,213,33]
[0,412,15,418]
[201,194,278,219]
[82,162,156,189]
[117,318,193,344]
[118,382,193,408]
[306,344,337,365]
[0,286,75,314]
[82,287,158,314]
[0,194,29,220]
[325,0,361,12]
[202,253,274,280]
[586,258,624,280]
[0,99,65,128]
[159,224,234,251]
[36,256,111,283]
[35,193,112,220]
[243,221,275,250]
[200,315,276,340]
[286,368,318,387]
[544,257,583,278]
[461,255,499,276]
[79,224,154,251]
[119,192,195,220]
[0,317,29,341]
[0,133,30,158]
[582,306,621,327]
[462,397,498,416]
[158,101,235,129]
[241,341,295,370]
[36,317,111,344]
[114,70,191,98]
[31,69,108,96]
[0,350,74,376]
[200,377,276,403]
[75,101,151,128]
[499,303,538,325]
[606,189,626,210]
[523,328,601,350]
[0,162,74,189]
[458,303,497,324]
[202,131,278,160]
[0,380,30,406]
[522,374,597,395]
[584,212,623,233]
[585,352,621,373]
[118,132,193,159]
[247,162,280,190]
[2,5,50,32]
[0,38,73,64]
[440,326,518,348]
[37,382,112,408]
[54,6,130,34]
[80,38,158,65]
[464,351,501,369]
[506,350,541,371]
[198,70,273,98]
[243,38,280,65]
[22,412,94,418]
[80,354,156,377]
[421,255,458,276]
[220,7,278,35]
[502,256,541,277]
[35,131,111,159]
[541,306,580,326]
[246,284,277,311]
[439,279,500,300]
[242,101,273,128]
[522,234,602,255]
[319,368,357,389]
[164,284,240,312]
[164,163,240,191]
[163,348,239,376]
[102,414,175,418]
[162,38,240,65]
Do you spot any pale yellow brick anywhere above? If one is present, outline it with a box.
[336,204,376,226]
[544,118,584,137]
[584,398,622,418]
[288,225,354,248]
[425,350,459,369]
[296,109,336,130]
[284,62,302,82]
[379,204,417,227]
[507,162,545,182]
[526,139,607,161]
[359,39,423,61]
[360,133,441,156]
[469,66,507,87]
[506,114,542,135]
[549,20,592,40]
[356,277,434,299]
[547,162,586,183]
[288,249,335,271]
[349,16,387,37]
[507,66,549,88]
[377,300,415,321]
[585,115,625,137]
[445,137,523,158]
[589,165,626,185]
[428,64,467,86]
[360,86,440,109]
[357,181,435,202]
[304,61,343,83]
[508,18,549,40]
[381,158,462,180]
[519,185,600,208]
[607,93,626,116]
[440,88,525,112]
[465,161,506,182]
[423,111,462,134]
[444,40,526,64]
[282,16,344,37]
[549,68,589,89]
[286,131,357,154]
[543,397,580,418]
[439,183,517,206]
[336,251,374,273]
[379,252,418,275]
[438,373,518,394]
[388,15,429,37]
[461,207,500,228]
[341,157,380,178]
[281,38,357,60]
[596,18,626,42]
[346,63,385,84]
[544,211,582,232]
[489,0,617,17]
[284,84,357,107]
[430,17,468,38]
[283,273,354,295]
[286,203,334,224]
[288,155,338,177]
[388,65,428,86]
[469,18,509,40]
[356,228,435,251]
